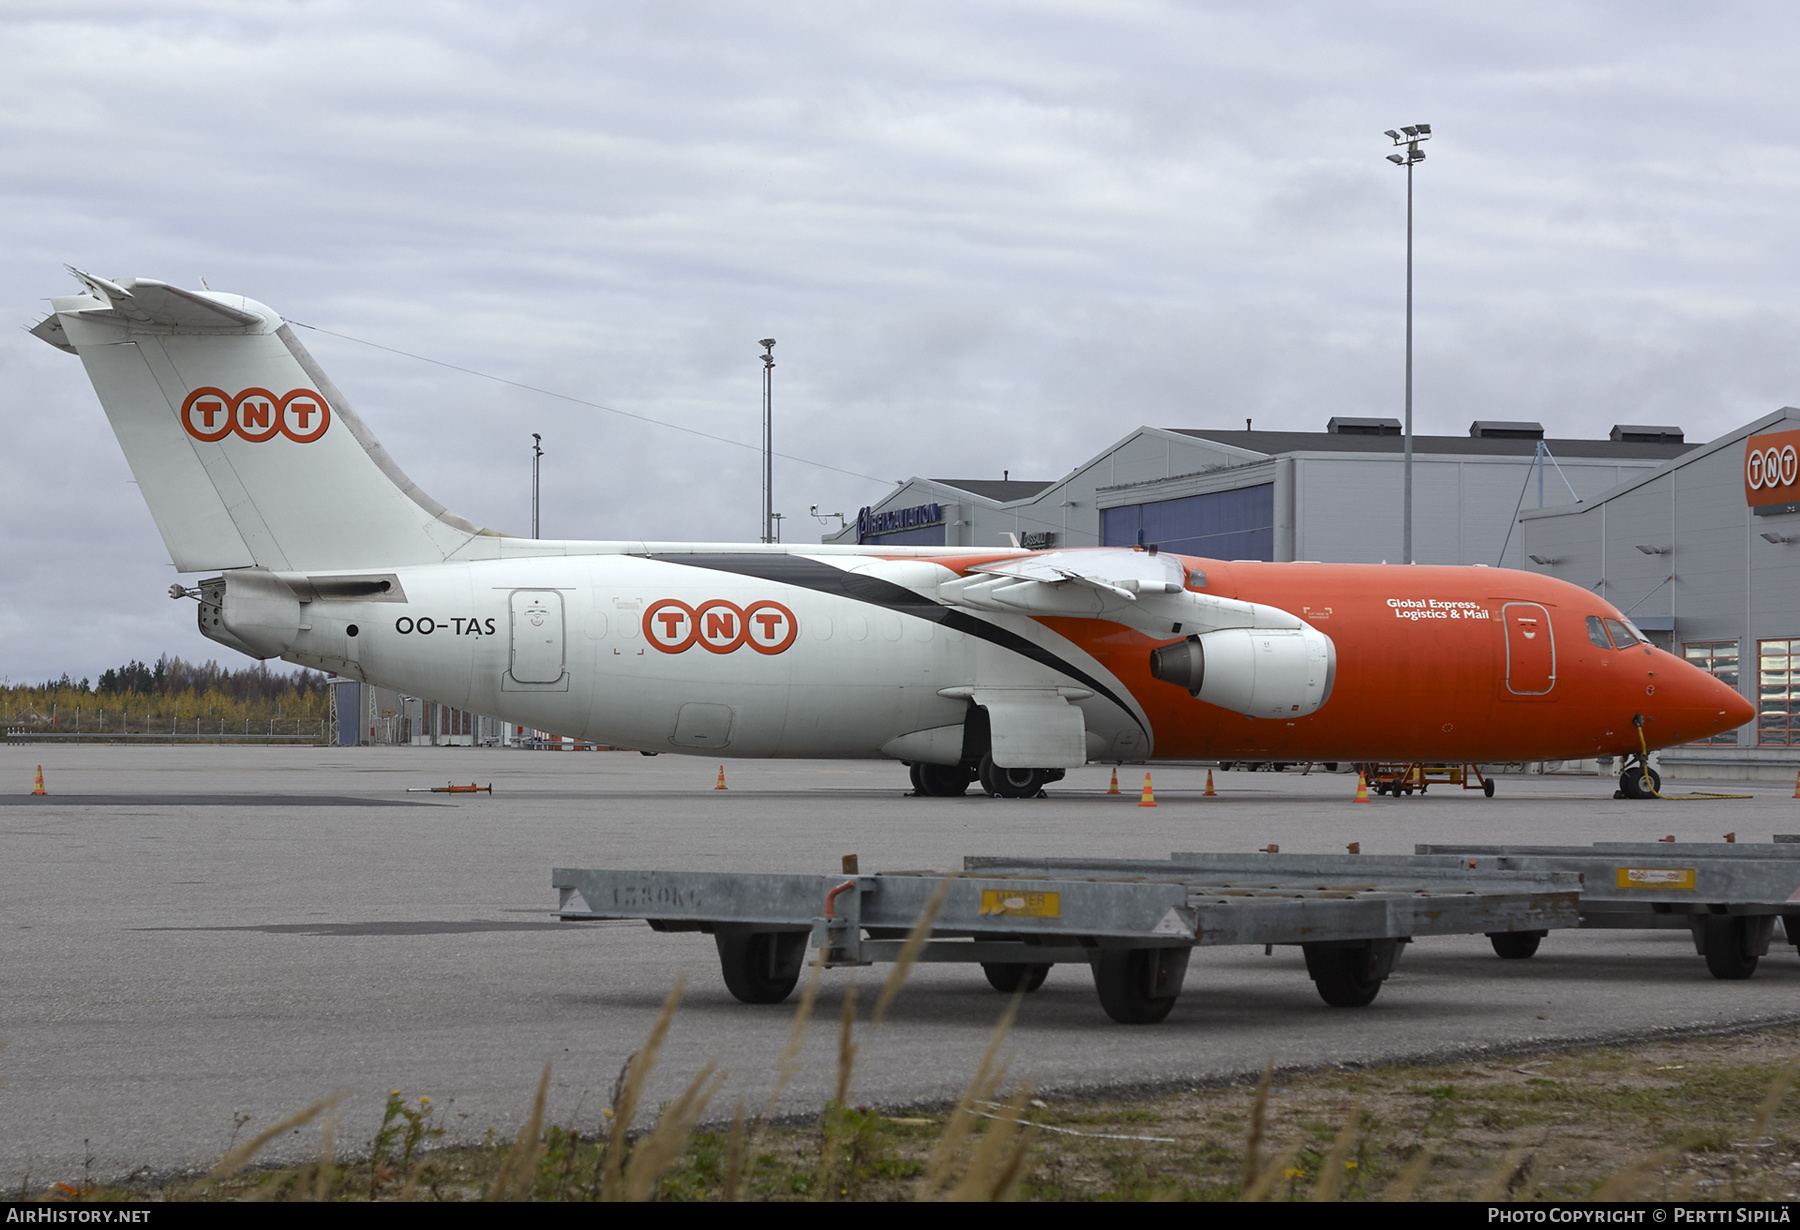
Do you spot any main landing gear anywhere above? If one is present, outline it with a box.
[909,762,977,797]
[906,758,1066,799]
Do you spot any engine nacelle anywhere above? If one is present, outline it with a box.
[1149,626,1336,718]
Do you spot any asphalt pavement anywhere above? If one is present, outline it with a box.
[5,745,1800,1185]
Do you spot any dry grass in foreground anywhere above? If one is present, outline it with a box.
[31,1017,1800,1202]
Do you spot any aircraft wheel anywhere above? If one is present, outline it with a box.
[917,762,973,797]
[1488,930,1543,959]
[1619,766,1662,800]
[1702,916,1759,980]
[908,763,924,794]
[715,928,807,1004]
[1323,762,1340,773]
[979,755,1045,799]
[1483,779,1496,798]
[1091,949,1181,1024]
[982,962,1051,993]
[1218,761,1235,772]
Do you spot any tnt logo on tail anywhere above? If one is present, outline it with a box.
[180,387,331,444]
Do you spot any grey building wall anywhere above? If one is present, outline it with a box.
[833,425,1679,569]
[1521,408,1800,754]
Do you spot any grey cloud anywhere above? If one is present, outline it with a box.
[4,1,1800,679]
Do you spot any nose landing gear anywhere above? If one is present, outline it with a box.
[1615,756,1662,800]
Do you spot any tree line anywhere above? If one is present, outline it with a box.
[5,655,331,732]
[33,655,329,700]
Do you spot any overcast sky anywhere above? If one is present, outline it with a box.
[4,1,1799,684]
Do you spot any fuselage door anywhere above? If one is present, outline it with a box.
[1502,602,1555,696]
[510,590,566,684]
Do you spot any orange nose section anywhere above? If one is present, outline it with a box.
[1669,652,1756,742]
[1724,686,1757,732]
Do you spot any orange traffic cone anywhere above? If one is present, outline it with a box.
[1792,769,1799,800]
[1353,771,1371,803]
[1138,773,1156,808]
[714,765,728,791]
[1204,769,1217,797]
[1107,767,1120,795]
[32,765,46,796]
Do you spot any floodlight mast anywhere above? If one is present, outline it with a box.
[1385,122,1431,564]
[531,432,543,538]
[759,339,776,544]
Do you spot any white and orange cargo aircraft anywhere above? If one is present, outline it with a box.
[34,271,1754,798]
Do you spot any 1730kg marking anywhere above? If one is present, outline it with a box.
[611,882,703,910]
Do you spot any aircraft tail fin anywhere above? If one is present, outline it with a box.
[36,269,496,573]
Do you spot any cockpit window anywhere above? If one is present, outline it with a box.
[1587,616,1614,648]
[1604,618,1639,648]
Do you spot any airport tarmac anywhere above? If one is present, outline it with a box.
[4,744,1800,1185]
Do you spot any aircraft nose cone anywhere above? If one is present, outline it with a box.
[1726,686,1757,730]
[1658,648,1755,743]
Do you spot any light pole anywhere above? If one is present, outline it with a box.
[759,339,776,544]
[531,432,543,538]
[1385,122,1430,564]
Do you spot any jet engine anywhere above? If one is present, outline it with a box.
[1149,625,1337,718]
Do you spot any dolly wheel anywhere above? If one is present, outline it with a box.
[1304,942,1388,1007]
[1092,949,1180,1023]
[715,928,807,1003]
[1488,931,1543,960]
[982,962,1051,993]
[1702,916,1759,981]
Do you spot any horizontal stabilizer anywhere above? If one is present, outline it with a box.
[61,268,264,329]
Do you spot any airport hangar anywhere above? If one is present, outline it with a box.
[825,412,1800,778]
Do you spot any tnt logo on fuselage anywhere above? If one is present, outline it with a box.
[643,599,798,655]
[180,387,331,444]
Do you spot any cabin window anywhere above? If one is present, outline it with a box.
[1603,618,1639,648]
[1758,639,1800,747]
[1586,616,1613,648]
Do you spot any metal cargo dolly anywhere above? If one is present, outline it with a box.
[1416,839,1800,978]
[554,853,1579,1024]
[1358,762,1494,797]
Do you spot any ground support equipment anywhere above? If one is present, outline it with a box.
[1357,763,1493,797]
[1417,840,1800,979]
[554,853,1578,1024]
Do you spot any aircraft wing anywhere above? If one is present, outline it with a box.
[936,547,1303,639]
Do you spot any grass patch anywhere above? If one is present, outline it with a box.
[30,1024,1800,1202]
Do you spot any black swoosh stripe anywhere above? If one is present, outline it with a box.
[644,553,1148,738]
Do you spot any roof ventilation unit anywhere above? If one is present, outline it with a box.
[1325,416,1402,436]
[1468,421,1545,440]
[1609,424,1684,444]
